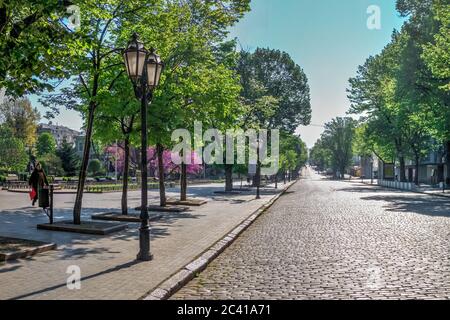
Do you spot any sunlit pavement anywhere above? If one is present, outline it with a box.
[0,182,289,300]
[172,168,450,300]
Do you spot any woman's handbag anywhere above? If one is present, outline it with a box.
[29,188,37,201]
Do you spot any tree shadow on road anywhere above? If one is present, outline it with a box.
[0,206,205,259]
[337,185,389,194]
[360,194,450,218]
[7,259,141,300]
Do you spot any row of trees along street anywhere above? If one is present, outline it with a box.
[0,1,311,225]
[310,0,449,185]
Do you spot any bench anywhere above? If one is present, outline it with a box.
[5,174,19,182]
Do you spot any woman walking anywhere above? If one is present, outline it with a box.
[28,162,49,206]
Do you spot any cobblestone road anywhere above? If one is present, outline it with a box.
[172,168,450,300]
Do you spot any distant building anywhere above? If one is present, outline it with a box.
[37,123,81,147]
[404,145,448,185]
[375,141,449,186]
[75,135,96,160]
[354,155,379,179]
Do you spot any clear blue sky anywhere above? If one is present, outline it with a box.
[30,0,406,147]
[229,0,406,147]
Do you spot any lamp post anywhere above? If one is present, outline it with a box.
[442,155,446,193]
[123,33,163,261]
[256,138,261,199]
[370,157,374,185]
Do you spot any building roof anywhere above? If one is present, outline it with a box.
[37,123,81,135]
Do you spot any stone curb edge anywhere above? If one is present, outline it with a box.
[0,242,57,262]
[356,180,450,199]
[140,180,298,300]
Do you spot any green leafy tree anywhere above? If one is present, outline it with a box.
[418,0,450,182]
[0,97,40,147]
[41,0,251,223]
[241,94,279,188]
[236,48,311,191]
[279,153,289,183]
[0,125,28,172]
[352,123,395,163]
[310,138,332,172]
[88,159,102,177]
[93,70,140,215]
[36,132,56,157]
[395,0,448,182]
[348,31,411,181]
[285,150,298,181]
[42,1,169,224]
[349,0,448,183]
[237,48,311,133]
[320,117,357,179]
[279,132,307,181]
[56,140,80,177]
[422,0,450,92]
[0,0,73,96]
[39,153,64,176]
[134,1,250,203]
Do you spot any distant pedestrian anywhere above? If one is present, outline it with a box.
[28,162,49,206]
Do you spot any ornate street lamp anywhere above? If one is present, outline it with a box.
[123,33,163,261]
[146,49,163,90]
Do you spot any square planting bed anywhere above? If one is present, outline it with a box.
[134,205,188,213]
[213,190,242,195]
[0,236,57,262]
[37,220,127,235]
[91,212,162,223]
[165,198,208,206]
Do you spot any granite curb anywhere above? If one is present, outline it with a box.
[356,180,450,199]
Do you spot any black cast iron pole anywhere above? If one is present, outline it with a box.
[371,160,374,185]
[137,88,152,261]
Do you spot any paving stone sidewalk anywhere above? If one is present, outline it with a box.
[0,182,290,300]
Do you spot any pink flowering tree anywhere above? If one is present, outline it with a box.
[104,144,126,174]
[104,145,202,178]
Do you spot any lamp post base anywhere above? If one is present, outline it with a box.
[137,225,152,261]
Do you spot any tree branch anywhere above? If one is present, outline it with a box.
[107,70,125,91]
[79,75,91,98]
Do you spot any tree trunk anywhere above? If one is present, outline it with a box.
[255,161,261,199]
[252,169,258,187]
[73,103,95,225]
[399,156,406,182]
[370,161,374,184]
[224,164,233,192]
[121,138,130,215]
[414,155,420,186]
[284,171,287,184]
[253,162,261,186]
[446,141,450,186]
[157,143,166,207]
[180,162,187,201]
